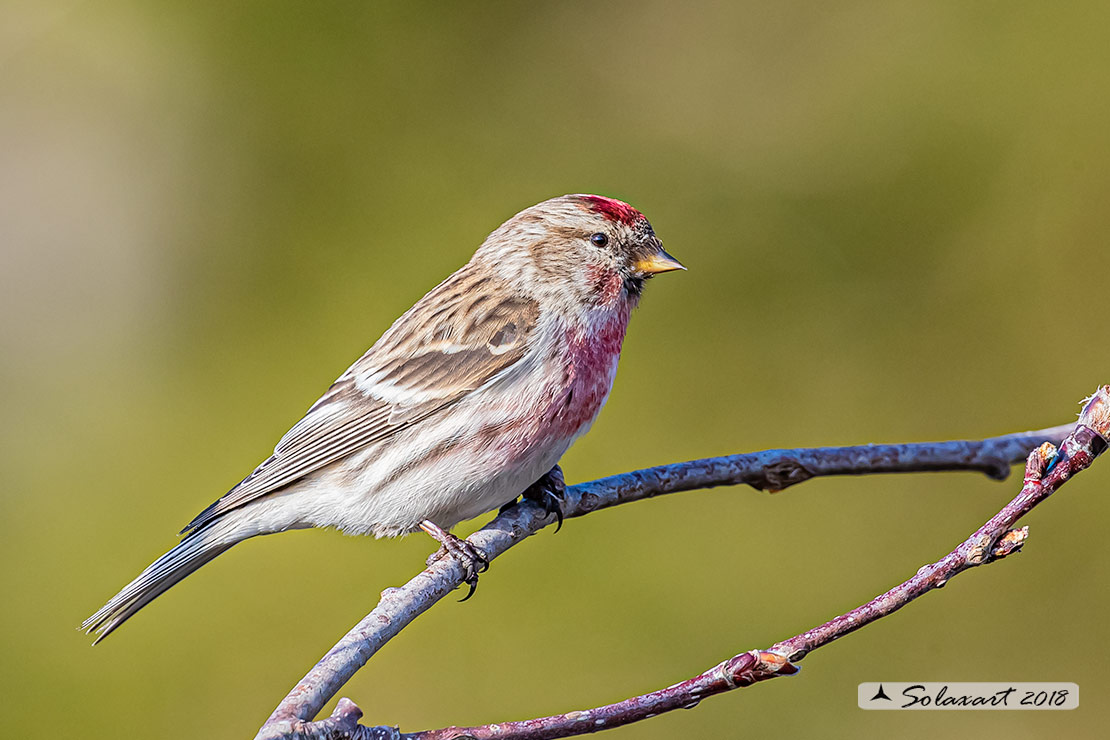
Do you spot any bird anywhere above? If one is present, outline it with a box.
[82,193,684,643]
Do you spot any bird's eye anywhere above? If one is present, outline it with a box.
[589,233,609,247]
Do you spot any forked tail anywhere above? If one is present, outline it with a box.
[82,521,240,644]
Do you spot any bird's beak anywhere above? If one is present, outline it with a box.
[634,249,686,276]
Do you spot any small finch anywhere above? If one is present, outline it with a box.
[83,194,683,642]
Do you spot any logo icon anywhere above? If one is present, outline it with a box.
[870,684,892,702]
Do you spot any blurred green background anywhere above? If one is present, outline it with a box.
[3,1,1109,738]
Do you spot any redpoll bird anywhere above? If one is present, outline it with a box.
[83,194,683,642]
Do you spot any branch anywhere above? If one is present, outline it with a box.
[256,413,1085,740]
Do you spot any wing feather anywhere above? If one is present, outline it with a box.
[181,266,540,535]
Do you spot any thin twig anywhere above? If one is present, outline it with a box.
[256,419,1080,740]
[408,388,1109,740]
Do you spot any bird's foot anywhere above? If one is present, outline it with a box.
[420,520,488,601]
[522,464,567,532]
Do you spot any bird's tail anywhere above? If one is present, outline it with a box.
[81,519,243,644]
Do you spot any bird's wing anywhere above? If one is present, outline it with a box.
[181,266,541,535]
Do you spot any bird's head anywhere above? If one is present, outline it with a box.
[475,194,684,313]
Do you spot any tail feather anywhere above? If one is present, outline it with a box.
[82,524,237,644]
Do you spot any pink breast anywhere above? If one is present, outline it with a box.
[549,305,631,438]
[485,303,633,463]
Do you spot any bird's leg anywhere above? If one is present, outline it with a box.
[420,520,488,602]
[521,464,567,532]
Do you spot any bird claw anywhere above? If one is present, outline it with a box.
[421,521,489,601]
[522,465,567,532]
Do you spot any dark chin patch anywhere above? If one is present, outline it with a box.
[623,274,644,298]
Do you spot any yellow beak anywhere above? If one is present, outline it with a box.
[634,249,686,275]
